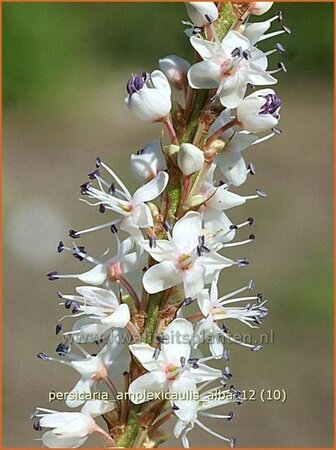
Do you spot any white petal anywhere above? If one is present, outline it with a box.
[161,318,193,365]
[189,35,219,60]
[41,431,88,448]
[132,203,153,228]
[77,264,106,286]
[219,76,247,109]
[243,22,271,45]
[183,264,205,298]
[227,131,259,153]
[186,2,219,27]
[71,357,101,379]
[66,378,94,408]
[206,185,246,210]
[203,209,235,243]
[128,371,168,404]
[216,150,247,186]
[188,60,221,89]
[141,239,175,262]
[81,400,116,418]
[196,290,211,317]
[133,171,168,204]
[143,260,182,294]
[209,337,224,359]
[172,211,202,252]
[170,374,198,421]
[101,303,130,328]
[248,66,277,85]
[129,343,161,371]
[221,30,250,53]
[76,286,119,309]
[208,109,231,137]
[189,363,222,383]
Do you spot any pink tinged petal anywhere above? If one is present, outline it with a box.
[170,375,198,421]
[189,363,222,383]
[243,22,271,46]
[129,343,161,371]
[41,431,88,448]
[172,211,202,252]
[216,150,247,186]
[128,371,168,404]
[189,35,220,60]
[77,264,106,286]
[221,30,250,53]
[101,303,130,328]
[183,264,205,298]
[188,60,222,89]
[132,203,153,228]
[142,260,183,294]
[133,171,169,204]
[161,318,193,365]
[66,378,94,408]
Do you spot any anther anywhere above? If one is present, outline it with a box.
[47,271,59,281]
[248,280,254,290]
[110,224,118,234]
[282,25,291,34]
[252,344,263,352]
[247,163,256,175]
[57,241,64,253]
[272,127,282,135]
[64,299,72,309]
[180,356,186,367]
[37,352,50,360]
[153,348,161,360]
[183,297,193,306]
[56,343,69,355]
[80,182,91,195]
[88,169,100,180]
[172,404,180,411]
[69,229,80,239]
[275,42,286,53]
[156,334,168,344]
[276,10,283,21]
[230,437,237,448]
[149,236,157,249]
[56,324,62,335]
[229,224,238,230]
[57,291,63,299]
[33,421,42,431]
[249,233,256,240]
[162,220,172,232]
[108,183,116,195]
[237,258,249,267]
[227,412,235,421]
[277,61,287,73]
[223,349,230,360]
[247,216,254,226]
[99,204,106,214]
[96,157,101,168]
[256,189,267,198]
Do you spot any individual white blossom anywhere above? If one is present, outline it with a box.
[141,212,235,298]
[125,70,172,123]
[159,55,191,91]
[237,88,281,133]
[130,140,167,182]
[188,30,277,108]
[177,143,205,176]
[185,2,219,27]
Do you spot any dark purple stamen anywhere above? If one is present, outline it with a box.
[230,437,237,448]
[80,182,91,195]
[56,343,69,355]
[231,46,243,58]
[108,183,115,195]
[153,348,161,360]
[172,404,180,411]
[162,221,172,232]
[56,324,62,335]
[247,216,254,226]
[242,49,251,60]
[57,241,64,253]
[149,236,157,249]
[227,412,235,421]
[96,157,101,168]
[247,163,256,175]
[229,224,238,230]
[126,73,149,96]
[259,93,281,116]
[249,233,256,240]
[73,246,86,261]
[256,189,267,198]
[252,344,263,352]
[99,204,106,214]
[223,348,230,360]
[183,297,193,306]
[64,299,72,309]
[69,229,80,239]
[47,271,59,281]
[237,258,249,267]
[33,421,42,431]
[110,224,118,234]
[72,303,79,314]
[88,169,100,180]
[37,352,49,360]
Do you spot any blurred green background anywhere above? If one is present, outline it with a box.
[3,2,333,448]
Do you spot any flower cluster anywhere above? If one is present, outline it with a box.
[34,2,289,448]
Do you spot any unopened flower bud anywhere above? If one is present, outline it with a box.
[177,143,204,176]
[130,140,166,181]
[248,2,274,16]
[185,2,219,27]
[125,70,171,123]
[164,144,180,158]
[159,55,191,91]
[237,89,281,133]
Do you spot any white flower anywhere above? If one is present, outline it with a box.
[185,2,219,27]
[32,408,112,448]
[78,161,168,235]
[159,55,191,91]
[174,381,241,448]
[125,70,172,123]
[130,140,167,182]
[194,276,268,356]
[37,335,126,409]
[141,212,234,297]
[177,143,205,176]
[59,286,131,332]
[248,2,273,16]
[237,89,281,133]
[53,236,144,291]
[188,30,277,108]
[128,319,222,420]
